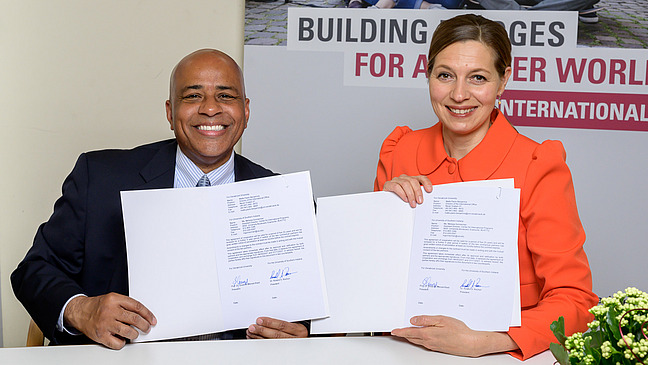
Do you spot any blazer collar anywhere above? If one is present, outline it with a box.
[234,153,258,182]
[137,139,177,189]
[416,110,518,181]
[136,140,263,187]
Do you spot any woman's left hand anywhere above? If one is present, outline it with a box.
[391,315,518,357]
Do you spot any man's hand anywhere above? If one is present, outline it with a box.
[383,174,433,208]
[246,317,308,339]
[391,315,518,357]
[64,293,157,350]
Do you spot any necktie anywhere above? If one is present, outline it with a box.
[196,174,211,187]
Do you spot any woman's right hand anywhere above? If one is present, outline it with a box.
[383,174,433,208]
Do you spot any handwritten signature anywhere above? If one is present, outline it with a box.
[270,267,297,279]
[231,275,249,288]
[421,277,440,288]
[459,278,488,290]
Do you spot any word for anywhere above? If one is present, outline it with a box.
[355,52,427,78]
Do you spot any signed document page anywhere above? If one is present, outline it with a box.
[311,192,414,333]
[121,171,328,342]
[405,184,520,331]
[311,180,520,334]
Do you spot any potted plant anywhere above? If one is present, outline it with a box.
[551,287,647,365]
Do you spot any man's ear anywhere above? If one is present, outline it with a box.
[244,97,250,129]
[165,100,174,130]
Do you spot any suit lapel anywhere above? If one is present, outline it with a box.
[234,153,255,182]
[133,147,265,187]
[136,140,177,189]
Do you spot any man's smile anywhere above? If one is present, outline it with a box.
[197,125,226,131]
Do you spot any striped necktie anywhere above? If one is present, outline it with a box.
[196,175,210,187]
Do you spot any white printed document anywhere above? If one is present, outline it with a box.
[311,180,520,334]
[121,171,328,342]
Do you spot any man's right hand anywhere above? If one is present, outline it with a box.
[64,293,157,350]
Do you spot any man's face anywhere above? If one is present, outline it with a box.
[166,51,249,173]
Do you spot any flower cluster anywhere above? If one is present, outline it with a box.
[551,287,648,365]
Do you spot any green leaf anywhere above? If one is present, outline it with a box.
[588,329,604,348]
[590,348,601,364]
[606,308,622,341]
[550,342,571,365]
[582,337,602,363]
[551,316,568,345]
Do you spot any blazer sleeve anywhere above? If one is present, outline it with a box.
[11,154,91,343]
[374,126,413,191]
[507,141,598,359]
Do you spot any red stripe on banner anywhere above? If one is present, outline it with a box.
[500,90,648,132]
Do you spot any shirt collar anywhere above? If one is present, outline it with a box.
[173,148,235,188]
[416,110,518,180]
[416,122,447,176]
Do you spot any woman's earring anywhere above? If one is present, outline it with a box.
[496,94,502,109]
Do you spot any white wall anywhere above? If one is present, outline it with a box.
[0,0,244,347]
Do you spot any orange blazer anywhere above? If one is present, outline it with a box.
[374,111,598,359]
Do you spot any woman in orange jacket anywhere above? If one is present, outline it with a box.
[374,14,598,360]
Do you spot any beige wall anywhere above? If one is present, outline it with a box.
[0,0,244,347]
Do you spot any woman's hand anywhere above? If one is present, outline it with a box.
[391,315,518,357]
[383,175,433,208]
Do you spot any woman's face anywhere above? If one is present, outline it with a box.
[428,40,511,140]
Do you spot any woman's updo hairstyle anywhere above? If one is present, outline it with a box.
[426,14,511,78]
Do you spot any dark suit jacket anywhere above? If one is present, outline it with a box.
[11,139,276,345]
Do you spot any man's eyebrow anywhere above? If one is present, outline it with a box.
[216,85,237,92]
[182,85,238,91]
[183,85,203,91]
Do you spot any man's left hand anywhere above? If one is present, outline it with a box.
[246,317,308,339]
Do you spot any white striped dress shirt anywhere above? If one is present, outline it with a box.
[174,147,235,188]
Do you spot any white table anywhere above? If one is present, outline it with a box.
[0,336,555,364]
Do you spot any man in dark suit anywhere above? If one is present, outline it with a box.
[11,49,308,349]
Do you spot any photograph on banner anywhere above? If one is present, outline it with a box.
[244,0,646,49]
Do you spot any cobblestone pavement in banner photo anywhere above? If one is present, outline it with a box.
[245,0,648,48]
